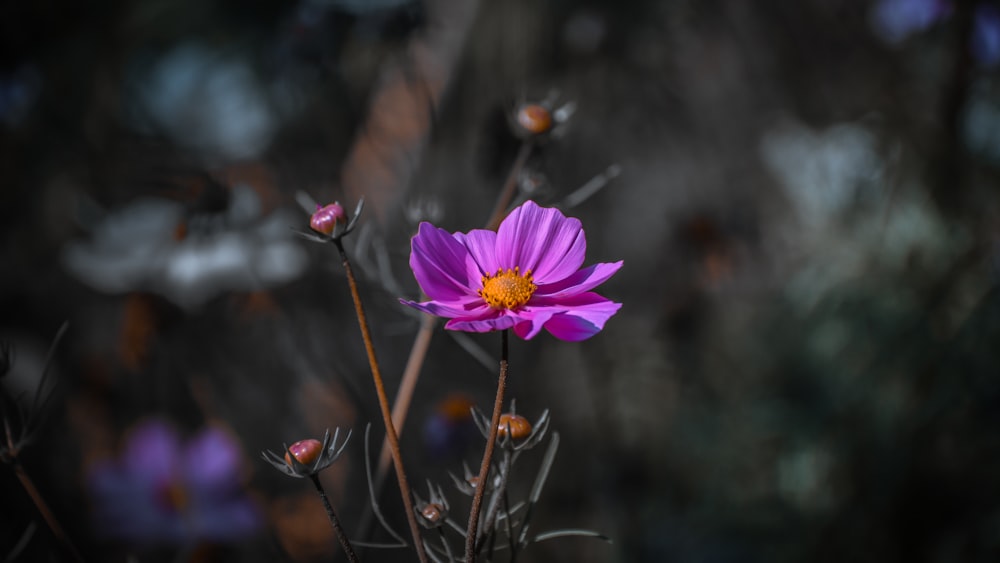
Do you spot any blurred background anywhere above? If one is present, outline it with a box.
[3,0,1000,561]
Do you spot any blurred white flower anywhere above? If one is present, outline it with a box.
[62,186,308,310]
[760,119,884,230]
[760,119,968,308]
[130,44,277,160]
[963,81,1000,163]
[777,444,837,513]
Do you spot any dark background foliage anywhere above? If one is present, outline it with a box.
[3,0,1000,561]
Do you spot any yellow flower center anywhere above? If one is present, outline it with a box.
[479,267,536,309]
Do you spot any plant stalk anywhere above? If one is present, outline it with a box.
[487,141,533,231]
[4,419,85,563]
[465,329,509,562]
[378,137,533,482]
[310,475,360,563]
[334,239,429,563]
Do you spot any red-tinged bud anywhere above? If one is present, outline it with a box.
[310,203,346,236]
[285,439,323,466]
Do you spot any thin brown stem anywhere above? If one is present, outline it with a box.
[465,329,509,563]
[487,141,534,231]
[10,462,85,563]
[477,450,512,556]
[361,134,531,555]
[334,239,429,563]
[3,415,13,454]
[360,140,534,549]
[376,312,436,483]
[375,139,532,484]
[310,475,360,563]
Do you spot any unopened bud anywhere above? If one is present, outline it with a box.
[515,104,553,136]
[497,413,532,440]
[285,439,323,466]
[419,503,447,527]
[310,203,346,236]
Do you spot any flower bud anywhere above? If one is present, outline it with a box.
[419,503,447,527]
[310,203,346,236]
[285,439,323,466]
[515,104,553,136]
[497,413,532,440]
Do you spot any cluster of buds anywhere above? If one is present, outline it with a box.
[261,427,352,478]
[296,198,365,243]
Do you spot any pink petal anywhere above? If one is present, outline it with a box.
[400,297,489,319]
[539,293,622,341]
[454,229,499,277]
[534,261,623,298]
[410,223,478,301]
[511,309,556,340]
[445,311,518,333]
[496,201,585,283]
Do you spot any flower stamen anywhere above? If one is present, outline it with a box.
[479,267,536,309]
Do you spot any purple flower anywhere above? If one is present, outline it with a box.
[423,394,477,459]
[973,5,1000,66]
[87,420,261,545]
[871,0,1000,67]
[400,200,622,341]
[870,0,950,44]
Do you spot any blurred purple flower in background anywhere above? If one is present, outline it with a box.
[871,0,1000,65]
[422,393,477,460]
[87,420,261,545]
[400,200,622,341]
[870,0,950,44]
[972,5,1000,65]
